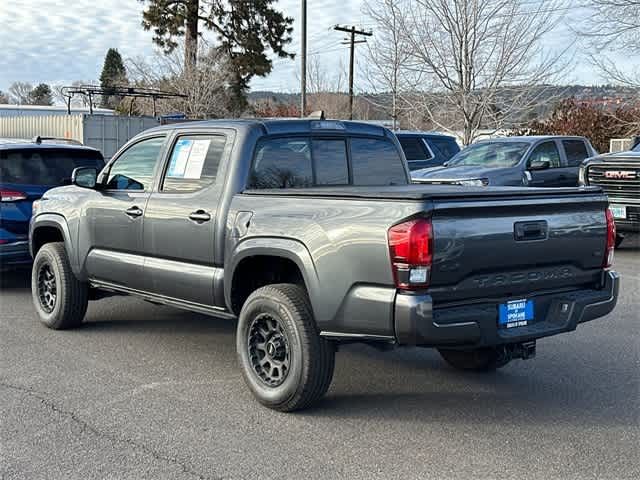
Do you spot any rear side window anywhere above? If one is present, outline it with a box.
[250,138,313,189]
[162,135,226,192]
[528,141,561,168]
[429,137,460,160]
[398,137,431,161]
[351,138,406,186]
[562,140,589,166]
[0,148,104,186]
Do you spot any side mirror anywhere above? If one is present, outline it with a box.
[71,167,98,188]
[529,159,550,171]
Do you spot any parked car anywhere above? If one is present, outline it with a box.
[580,141,640,247]
[29,120,618,411]
[412,136,597,187]
[0,138,104,270]
[395,131,460,170]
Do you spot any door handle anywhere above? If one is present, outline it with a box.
[125,206,143,218]
[189,210,211,223]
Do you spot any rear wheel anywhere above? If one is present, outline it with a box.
[236,283,335,412]
[32,242,88,329]
[438,347,510,372]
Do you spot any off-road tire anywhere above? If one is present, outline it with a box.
[236,283,335,412]
[438,347,510,372]
[32,242,88,329]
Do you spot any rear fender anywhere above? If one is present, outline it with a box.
[225,237,320,317]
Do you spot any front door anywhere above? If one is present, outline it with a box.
[142,132,228,306]
[526,141,564,187]
[84,136,166,290]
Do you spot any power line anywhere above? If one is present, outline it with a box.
[333,25,372,120]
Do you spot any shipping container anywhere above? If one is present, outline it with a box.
[0,114,160,159]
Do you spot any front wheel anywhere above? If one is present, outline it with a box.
[438,347,510,372]
[236,284,335,412]
[32,242,88,329]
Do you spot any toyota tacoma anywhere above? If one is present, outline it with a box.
[29,119,619,411]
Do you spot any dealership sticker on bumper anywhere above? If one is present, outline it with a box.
[609,205,627,219]
[499,299,534,329]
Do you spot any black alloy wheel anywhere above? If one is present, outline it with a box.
[37,263,57,313]
[248,313,291,387]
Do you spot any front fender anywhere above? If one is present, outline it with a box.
[225,237,320,317]
[29,214,79,274]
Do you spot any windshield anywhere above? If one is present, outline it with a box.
[633,142,640,152]
[0,148,105,186]
[447,141,530,168]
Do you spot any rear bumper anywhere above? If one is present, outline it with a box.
[394,270,619,347]
[0,240,31,270]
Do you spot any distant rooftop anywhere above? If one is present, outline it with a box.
[0,104,114,116]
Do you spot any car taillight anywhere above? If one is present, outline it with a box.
[0,189,27,202]
[388,218,433,290]
[604,208,616,268]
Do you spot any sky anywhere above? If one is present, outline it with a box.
[0,0,626,97]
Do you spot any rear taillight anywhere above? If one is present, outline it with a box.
[0,189,28,202]
[604,208,616,268]
[388,218,433,290]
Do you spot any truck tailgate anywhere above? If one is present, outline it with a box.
[428,192,609,303]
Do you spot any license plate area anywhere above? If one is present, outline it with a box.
[499,299,535,329]
[610,205,626,219]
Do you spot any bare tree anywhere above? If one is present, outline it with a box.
[360,0,414,129]
[127,44,233,118]
[402,0,570,144]
[296,56,351,119]
[8,82,33,104]
[580,0,639,54]
[579,1,640,131]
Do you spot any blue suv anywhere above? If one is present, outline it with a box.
[0,138,104,270]
[395,131,461,170]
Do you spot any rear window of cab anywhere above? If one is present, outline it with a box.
[248,136,407,189]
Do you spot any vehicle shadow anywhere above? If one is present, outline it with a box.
[305,344,638,428]
[81,306,637,428]
[0,268,31,290]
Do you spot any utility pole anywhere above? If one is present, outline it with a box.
[300,0,307,118]
[334,25,372,120]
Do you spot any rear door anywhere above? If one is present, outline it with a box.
[84,136,166,289]
[526,141,565,187]
[142,131,229,306]
[559,139,592,186]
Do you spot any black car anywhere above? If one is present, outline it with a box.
[395,131,460,170]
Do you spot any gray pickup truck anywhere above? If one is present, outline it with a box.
[29,119,619,411]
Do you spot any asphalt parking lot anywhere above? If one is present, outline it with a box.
[1,243,638,480]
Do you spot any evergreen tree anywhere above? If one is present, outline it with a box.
[140,0,294,114]
[99,48,128,109]
[28,83,53,106]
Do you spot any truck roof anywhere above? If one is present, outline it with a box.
[146,119,389,137]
